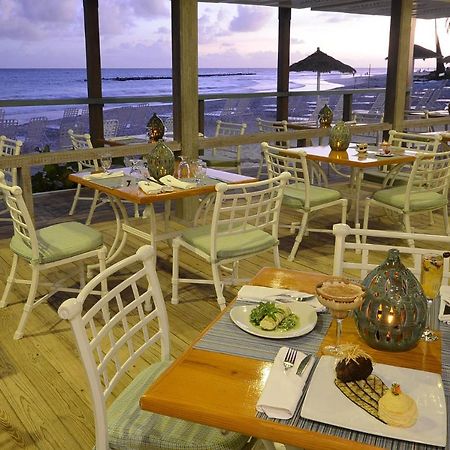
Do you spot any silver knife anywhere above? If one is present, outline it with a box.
[296,354,314,376]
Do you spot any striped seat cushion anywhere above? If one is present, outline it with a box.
[10,221,103,264]
[107,361,250,450]
[181,224,277,259]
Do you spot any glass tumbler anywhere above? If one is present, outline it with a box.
[420,253,444,341]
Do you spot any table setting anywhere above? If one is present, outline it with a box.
[193,258,449,449]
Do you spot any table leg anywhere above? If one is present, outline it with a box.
[87,194,129,276]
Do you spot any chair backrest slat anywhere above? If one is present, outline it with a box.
[0,171,40,261]
[68,129,98,170]
[388,130,442,153]
[404,149,450,204]
[58,245,169,449]
[209,173,290,256]
[263,142,313,208]
[333,223,450,283]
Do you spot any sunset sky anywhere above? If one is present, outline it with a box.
[1,0,448,71]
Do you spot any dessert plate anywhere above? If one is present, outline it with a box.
[229,302,317,339]
[301,355,446,447]
[376,152,394,157]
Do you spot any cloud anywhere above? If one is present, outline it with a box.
[229,5,273,32]
[0,0,80,39]
[129,0,170,19]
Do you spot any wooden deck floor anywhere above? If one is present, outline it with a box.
[0,183,448,449]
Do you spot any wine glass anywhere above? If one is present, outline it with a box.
[420,253,444,342]
[193,159,207,185]
[100,153,112,174]
[316,277,366,356]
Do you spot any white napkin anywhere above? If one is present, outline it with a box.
[237,285,326,312]
[257,347,315,419]
[84,170,124,180]
[138,180,162,194]
[159,174,196,190]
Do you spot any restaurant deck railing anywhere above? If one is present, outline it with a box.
[0,87,449,218]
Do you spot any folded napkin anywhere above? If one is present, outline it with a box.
[159,175,196,190]
[237,285,326,312]
[138,180,162,194]
[257,347,315,419]
[84,170,124,180]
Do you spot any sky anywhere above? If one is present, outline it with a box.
[0,0,448,71]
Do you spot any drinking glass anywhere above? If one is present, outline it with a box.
[100,153,112,174]
[177,156,191,179]
[420,253,444,341]
[193,159,207,184]
[316,277,365,356]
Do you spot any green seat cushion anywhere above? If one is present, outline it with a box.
[373,186,447,211]
[282,184,342,209]
[107,360,250,450]
[182,224,277,259]
[10,221,103,264]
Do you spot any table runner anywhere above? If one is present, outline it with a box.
[194,300,449,449]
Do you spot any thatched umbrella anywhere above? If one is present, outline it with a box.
[413,44,438,60]
[289,47,356,95]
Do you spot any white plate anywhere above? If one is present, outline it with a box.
[301,355,447,447]
[376,152,394,157]
[229,302,317,339]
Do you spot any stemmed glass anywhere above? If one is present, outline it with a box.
[420,253,444,342]
[100,153,112,174]
[193,159,207,185]
[316,276,366,356]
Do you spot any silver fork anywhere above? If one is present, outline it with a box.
[283,347,298,371]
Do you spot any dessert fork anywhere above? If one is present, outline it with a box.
[283,347,298,371]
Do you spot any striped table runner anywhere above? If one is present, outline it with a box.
[194,300,449,449]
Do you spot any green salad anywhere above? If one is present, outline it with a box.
[249,301,299,331]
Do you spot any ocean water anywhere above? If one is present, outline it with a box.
[0,67,387,123]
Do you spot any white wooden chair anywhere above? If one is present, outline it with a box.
[0,135,22,222]
[67,129,104,224]
[362,148,450,241]
[332,223,450,284]
[68,129,140,222]
[57,245,257,450]
[363,130,442,186]
[263,143,347,262]
[171,172,291,310]
[256,117,288,178]
[0,171,107,339]
[201,119,247,174]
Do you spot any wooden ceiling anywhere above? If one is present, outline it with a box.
[199,0,450,19]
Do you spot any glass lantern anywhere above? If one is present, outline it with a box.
[354,249,427,351]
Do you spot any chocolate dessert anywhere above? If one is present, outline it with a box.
[335,345,373,382]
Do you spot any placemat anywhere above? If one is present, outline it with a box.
[194,300,449,449]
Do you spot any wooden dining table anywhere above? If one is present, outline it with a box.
[281,145,417,230]
[68,167,254,265]
[140,267,444,450]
